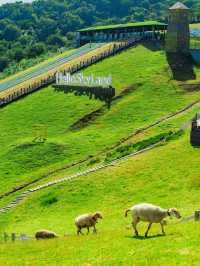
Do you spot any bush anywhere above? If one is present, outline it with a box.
[2,24,21,41]
[47,34,66,47]
[105,130,183,162]
[26,43,45,58]
[41,196,58,206]
[0,57,9,72]
[13,47,25,62]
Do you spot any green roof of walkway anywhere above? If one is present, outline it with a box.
[78,21,167,32]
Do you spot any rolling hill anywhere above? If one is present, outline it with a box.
[0,40,200,265]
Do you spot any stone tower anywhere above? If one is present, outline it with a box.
[166,2,190,53]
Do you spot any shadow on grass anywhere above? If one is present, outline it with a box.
[142,40,165,52]
[125,234,167,240]
[166,52,196,81]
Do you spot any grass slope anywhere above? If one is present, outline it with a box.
[0,132,200,265]
[0,42,200,195]
[1,41,200,265]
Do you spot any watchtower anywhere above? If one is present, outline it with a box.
[166,2,190,53]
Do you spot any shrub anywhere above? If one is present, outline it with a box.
[0,57,9,72]
[26,43,45,58]
[105,130,183,162]
[41,196,58,207]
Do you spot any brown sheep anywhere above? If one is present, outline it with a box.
[35,230,58,240]
[75,212,103,235]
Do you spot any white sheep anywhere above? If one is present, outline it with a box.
[75,212,103,235]
[125,203,181,237]
[35,229,58,240]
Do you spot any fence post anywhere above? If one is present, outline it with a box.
[11,233,16,242]
[194,210,200,221]
[3,232,9,242]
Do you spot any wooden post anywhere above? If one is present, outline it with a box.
[3,232,9,243]
[195,210,200,221]
[11,233,16,242]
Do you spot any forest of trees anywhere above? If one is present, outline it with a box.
[0,0,200,72]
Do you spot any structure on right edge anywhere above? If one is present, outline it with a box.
[166,2,190,53]
[190,113,200,147]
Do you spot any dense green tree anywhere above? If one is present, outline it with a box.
[47,34,66,47]
[36,17,58,41]
[12,47,25,62]
[0,57,9,72]
[27,43,45,58]
[0,0,199,73]
[0,19,9,31]
[2,24,21,41]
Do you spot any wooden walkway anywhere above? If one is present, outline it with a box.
[0,40,137,107]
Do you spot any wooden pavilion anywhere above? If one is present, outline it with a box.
[77,21,167,46]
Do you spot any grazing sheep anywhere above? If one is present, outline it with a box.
[35,230,58,240]
[75,212,103,235]
[125,203,181,237]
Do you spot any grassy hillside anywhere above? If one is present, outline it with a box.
[1,41,200,265]
[1,132,200,265]
[1,42,200,195]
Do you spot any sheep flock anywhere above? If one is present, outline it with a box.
[35,203,182,240]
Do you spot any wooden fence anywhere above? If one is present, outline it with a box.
[1,232,31,243]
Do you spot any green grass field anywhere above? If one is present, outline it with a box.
[1,42,200,193]
[0,41,200,265]
[1,133,200,266]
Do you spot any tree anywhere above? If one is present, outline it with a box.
[66,32,75,41]
[2,24,21,41]
[36,17,57,41]
[12,47,25,62]
[47,34,66,47]
[26,43,45,58]
[60,12,83,34]
[0,19,10,31]
[0,57,9,72]
[0,0,199,74]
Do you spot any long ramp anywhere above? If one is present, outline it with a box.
[0,40,137,106]
[0,43,104,94]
